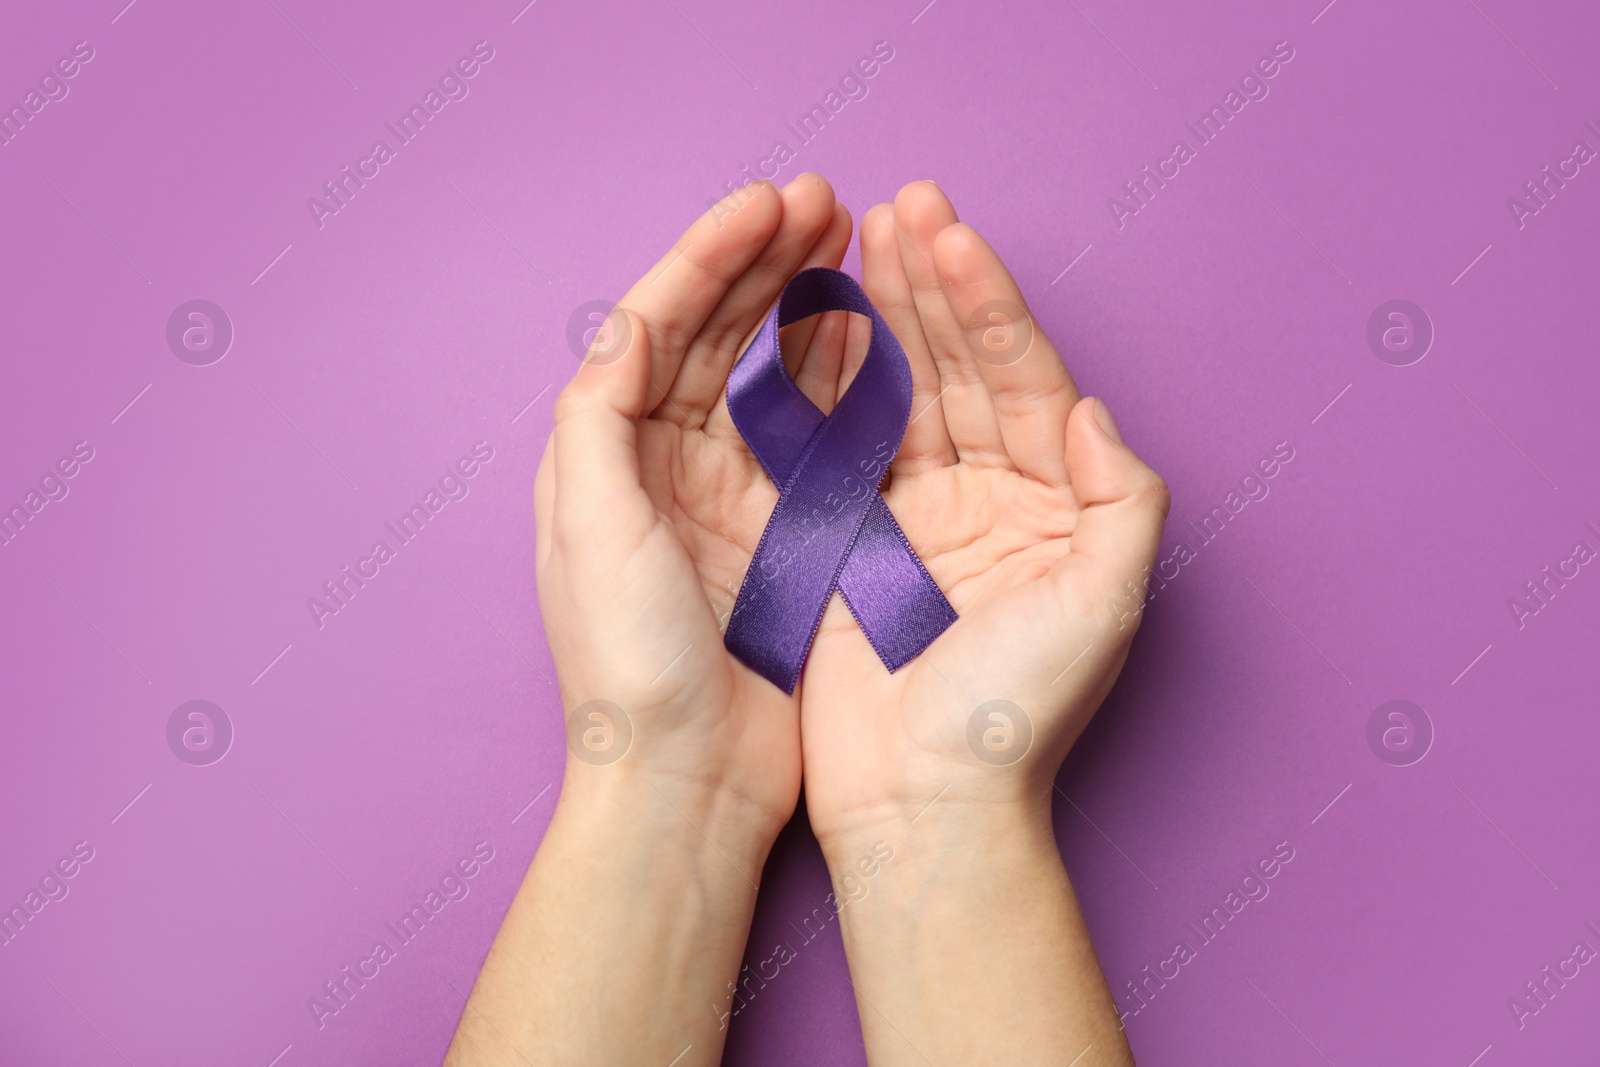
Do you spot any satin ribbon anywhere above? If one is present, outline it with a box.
[723,267,957,693]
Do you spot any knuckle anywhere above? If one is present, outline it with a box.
[551,383,591,425]
[1131,476,1172,517]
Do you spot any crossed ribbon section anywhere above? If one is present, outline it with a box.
[723,267,957,693]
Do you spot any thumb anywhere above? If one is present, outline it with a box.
[551,307,655,527]
[1063,396,1170,584]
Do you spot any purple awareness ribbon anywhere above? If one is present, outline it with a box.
[723,267,957,693]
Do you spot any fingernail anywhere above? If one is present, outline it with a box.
[1091,397,1123,444]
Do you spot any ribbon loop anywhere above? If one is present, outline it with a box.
[723,267,957,693]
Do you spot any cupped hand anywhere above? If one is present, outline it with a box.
[534,174,851,841]
[796,181,1171,851]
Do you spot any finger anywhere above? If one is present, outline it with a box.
[826,310,875,408]
[656,174,838,429]
[932,223,1079,487]
[700,199,854,439]
[779,200,853,377]
[617,181,784,407]
[861,199,957,473]
[790,308,853,412]
[550,309,655,521]
[892,181,1008,467]
[1061,396,1170,588]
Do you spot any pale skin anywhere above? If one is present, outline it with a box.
[444,175,1169,1067]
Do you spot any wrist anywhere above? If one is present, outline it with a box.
[816,786,1058,889]
[814,785,1131,1067]
[823,799,1071,966]
[812,776,1056,869]
[556,760,782,881]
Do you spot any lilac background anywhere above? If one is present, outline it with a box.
[3,0,1598,1063]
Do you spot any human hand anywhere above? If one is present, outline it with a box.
[779,179,1165,1066]
[798,180,1171,857]
[450,177,862,1067]
[534,173,851,848]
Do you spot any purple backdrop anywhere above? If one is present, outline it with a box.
[4,0,1599,1063]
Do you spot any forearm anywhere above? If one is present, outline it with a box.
[446,769,774,1067]
[823,799,1133,1067]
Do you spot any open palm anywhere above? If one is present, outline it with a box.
[534,175,853,833]
[793,183,1171,846]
